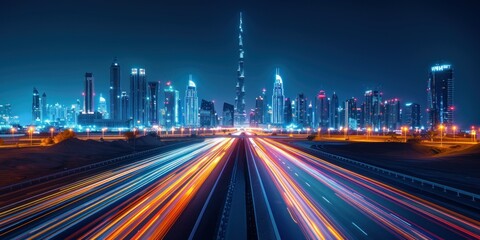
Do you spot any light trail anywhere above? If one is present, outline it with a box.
[0,138,234,239]
[247,138,480,239]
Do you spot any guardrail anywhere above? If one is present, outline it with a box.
[0,140,195,193]
[311,145,479,202]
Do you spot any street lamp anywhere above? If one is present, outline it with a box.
[328,128,331,138]
[472,130,477,142]
[86,128,90,138]
[382,126,386,136]
[181,127,184,136]
[344,128,348,140]
[28,127,34,145]
[102,128,107,138]
[402,126,408,142]
[144,128,147,136]
[367,127,372,140]
[306,128,310,136]
[171,127,175,135]
[50,128,54,138]
[133,128,137,152]
[11,127,15,141]
[439,124,444,147]
[317,128,321,138]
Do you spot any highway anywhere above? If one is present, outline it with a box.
[0,138,236,239]
[0,135,479,239]
[246,137,480,239]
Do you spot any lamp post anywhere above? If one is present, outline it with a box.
[29,127,34,145]
[11,127,15,141]
[102,128,106,138]
[472,130,477,142]
[328,128,331,138]
[181,127,184,136]
[306,128,310,136]
[439,124,444,147]
[344,128,348,140]
[144,128,147,136]
[367,127,372,140]
[86,128,90,139]
[171,127,175,135]
[382,127,386,136]
[403,126,408,142]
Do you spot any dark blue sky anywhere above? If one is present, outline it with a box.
[1,0,479,128]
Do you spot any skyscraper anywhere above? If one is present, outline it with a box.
[272,68,284,125]
[120,91,129,122]
[345,98,358,130]
[363,90,383,130]
[200,99,217,127]
[284,98,293,125]
[32,87,41,123]
[385,99,401,130]
[329,92,339,129]
[98,94,108,118]
[427,64,454,129]
[130,68,147,126]
[403,103,421,129]
[254,95,264,125]
[234,12,246,126]
[222,102,234,127]
[295,93,307,128]
[41,92,47,122]
[83,73,94,114]
[185,75,199,127]
[110,58,121,120]
[147,81,160,126]
[315,90,329,128]
[164,84,179,128]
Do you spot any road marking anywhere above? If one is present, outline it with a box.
[294,173,298,177]
[287,166,291,170]
[352,222,368,236]
[305,182,311,187]
[390,213,411,226]
[322,196,331,204]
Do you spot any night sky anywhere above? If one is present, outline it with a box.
[1,0,479,127]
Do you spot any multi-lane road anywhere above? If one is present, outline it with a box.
[0,136,479,239]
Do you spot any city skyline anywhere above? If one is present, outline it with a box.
[1,1,479,127]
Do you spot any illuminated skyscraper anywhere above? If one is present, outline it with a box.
[164,84,179,128]
[109,58,121,120]
[427,64,454,129]
[284,98,293,125]
[200,99,217,127]
[295,93,307,128]
[32,87,41,123]
[315,90,329,128]
[120,91,129,122]
[185,75,199,127]
[222,102,234,127]
[41,92,47,122]
[385,98,401,130]
[329,92,339,129]
[345,97,358,130]
[98,94,108,118]
[254,95,264,125]
[147,81,160,126]
[130,68,147,126]
[234,12,246,126]
[272,68,284,125]
[83,73,95,114]
[363,90,383,129]
[403,103,421,129]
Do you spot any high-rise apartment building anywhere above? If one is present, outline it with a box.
[272,68,284,125]
[109,58,121,120]
[427,64,454,129]
[130,68,147,126]
[185,75,199,127]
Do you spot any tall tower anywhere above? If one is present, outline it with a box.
[234,12,246,126]
[185,74,199,127]
[83,73,94,114]
[110,57,121,120]
[41,92,47,122]
[272,68,284,125]
[147,81,160,126]
[427,64,454,130]
[130,68,147,126]
[32,87,41,123]
[164,83,179,128]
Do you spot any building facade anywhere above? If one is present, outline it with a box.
[427,64,454,129]
[110,58,121,120]
[185,75,199,127]
[130,68,147,126]
[272,69,284,125]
